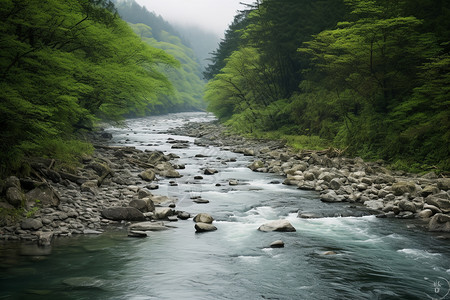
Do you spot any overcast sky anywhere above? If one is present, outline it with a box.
[134,0,254,37]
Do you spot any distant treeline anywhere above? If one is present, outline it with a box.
[204,0,450,172]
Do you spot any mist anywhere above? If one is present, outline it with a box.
[134,0,254,37]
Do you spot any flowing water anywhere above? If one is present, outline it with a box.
[1,112,449,300]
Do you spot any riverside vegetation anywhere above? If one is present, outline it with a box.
[204,0,450,173]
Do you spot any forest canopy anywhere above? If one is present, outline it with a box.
[204,0,450,172]
[0,0,184,173]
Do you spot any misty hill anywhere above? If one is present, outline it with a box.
[113,0,206,112]
[173,25,220,70]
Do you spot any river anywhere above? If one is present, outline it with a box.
[1,112,449,300]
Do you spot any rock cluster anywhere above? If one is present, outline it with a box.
[168,121,450,233]
[0,135,192,244]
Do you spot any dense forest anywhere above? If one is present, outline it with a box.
[0,0,205,175]
[204,0,450,172]
[113,0,206,113]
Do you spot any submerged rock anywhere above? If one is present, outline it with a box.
[258,219,296,232]
[269,240,285,248]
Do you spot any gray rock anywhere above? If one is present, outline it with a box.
[258,219,296,232]
[154,207,174,220]
[269,240,285,248]
[193,213,214,224]
[361,177,373,185]
[177,211,190,220]
[391,181,416,196]
[101,207,145,221]
[203,168,218,175]
[229,180,239,186]
[243,148,255,156]
[437,178,450,190]
[6,187,23,207]
[37,231,53,246]
[21,218,43,230]
[195,222,217,232]
[161,169,181,178]
[5,176,21,189]
[26,185,60,207]
[138,188,153,199]
[303,172,316,181]
[129,198,154,213]
[193,198,210,204]
[398,200,416,213]
[320,190,344,203]
[426,196,450,213]
[423,204,442,214]
[428,213,450,232]
[418,209,433,219]
[364,200,384,211]
[139,169,156,182]
[329,179,341,190]
[248,161,264,171]
[81,181,98,195]
[422,172,438,179]
[373,175,395,184]
[128,230,148,238]
[129,221,169,231]
[421,185,439,197]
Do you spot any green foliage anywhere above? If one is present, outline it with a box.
[0,0,176,175]
[205,0,450,172]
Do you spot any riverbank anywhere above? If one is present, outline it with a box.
[1,117,449,246]
[166,121,450,234]
[0,129,196,245]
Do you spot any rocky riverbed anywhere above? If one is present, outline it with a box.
[166,121,450,234]
[1,119,449,247]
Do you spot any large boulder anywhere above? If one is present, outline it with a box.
[101,207,145,221]
[5,176,21,189]
[195,222,217,232]
[428,213,450,232]
[6,187,24,207]
[21,218,43,230]
[154,207,174,220]
[129,198,155,213]
[437,178,450,191]
[139,169,156,182]
[258,219,296,232]
[391,181,416,196]
[193,213,214,224]
[398,199,416,213]
[426,195,450,213]
[26,185,60,207]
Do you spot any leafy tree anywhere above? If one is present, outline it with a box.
[0,0,176,173]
